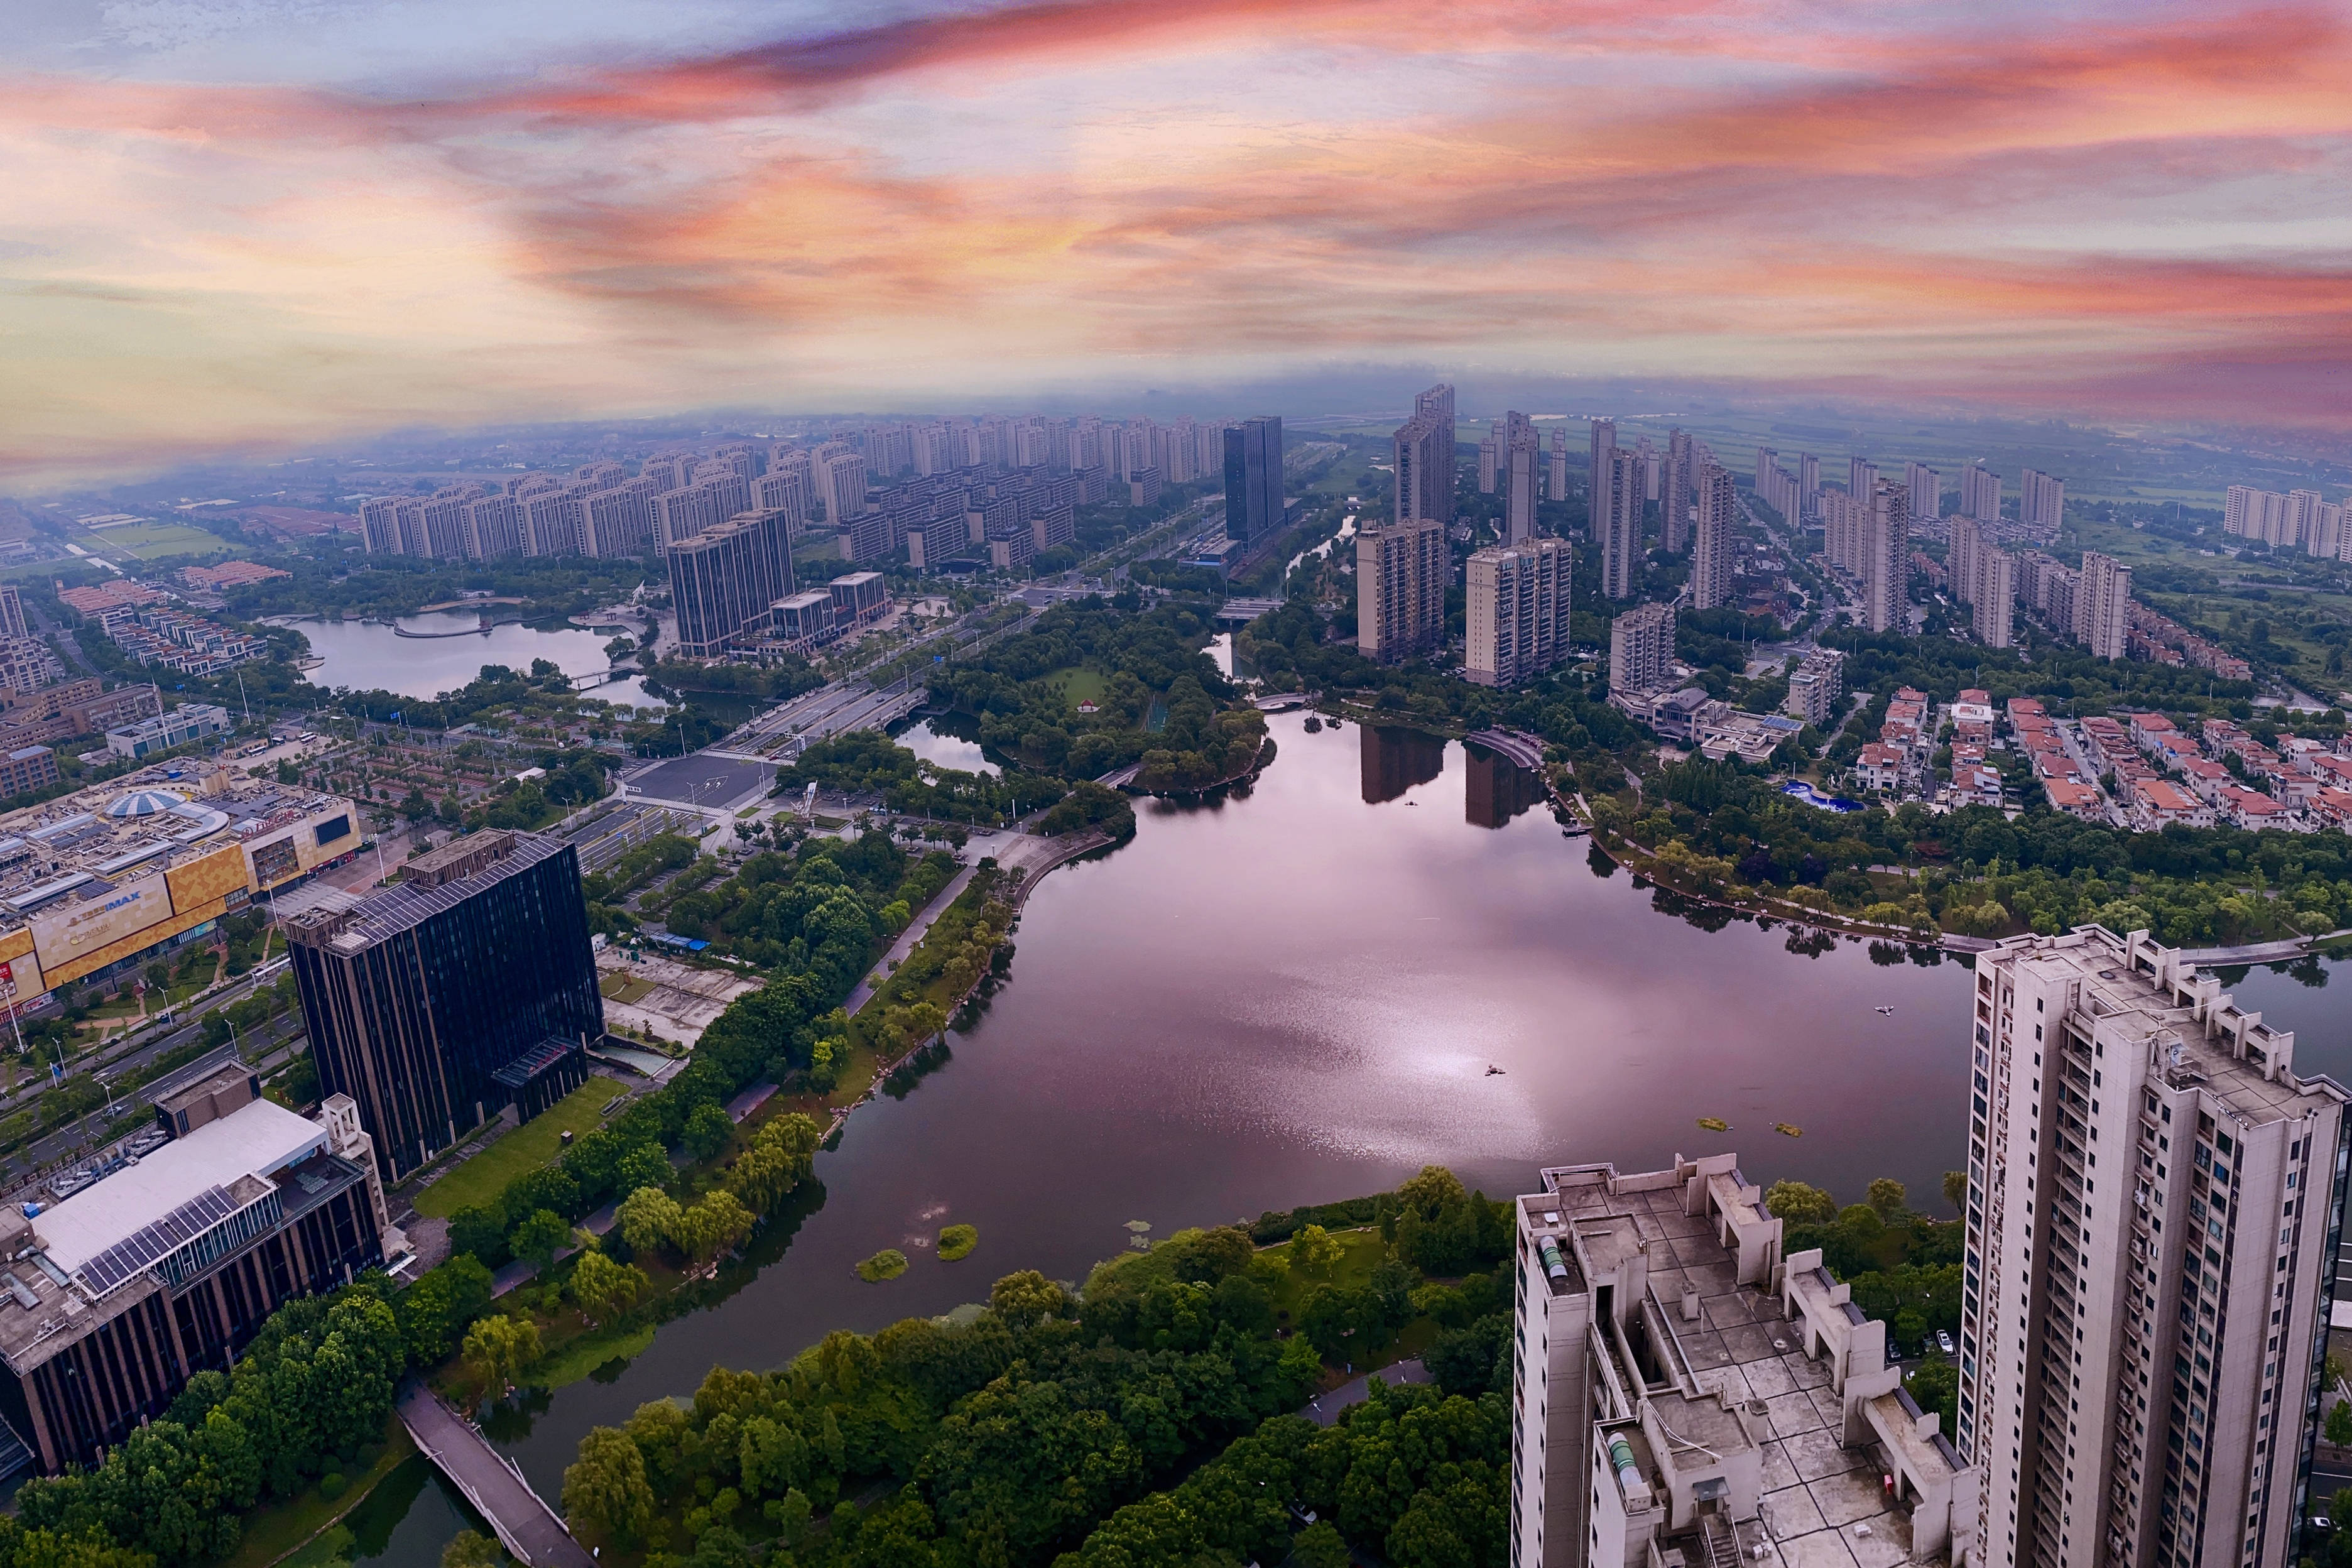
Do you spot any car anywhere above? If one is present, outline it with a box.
[1936,1330,1956,1355]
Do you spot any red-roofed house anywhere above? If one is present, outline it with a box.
[2131,778,2211,830]
[2177,758,2235,806]
[2043,780,2106,820]
[1855,743,1906,793]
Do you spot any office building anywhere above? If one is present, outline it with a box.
[104,701,231,758]
[1511,1153,1976,1568]
[0,1066,400,1474]
[2020,469,2066,531]
[667,509,794,658]
[0,744,56,798]
[287,831,603,1182]
[1689,463,1736,611]
[1222,416,1284,543]
[1608,601,1675,695]
[1393,404,1454,530]
[1783,646,1844,726]
[1355,517,1447,663]
[1598,448,1645,601]
[1958,928,2348,1568]
[1861,481,1911,634]
[827,571,890,629]
[2076,551,2133,661]
[1465,538,1569,688]
[1909,462,1942,524]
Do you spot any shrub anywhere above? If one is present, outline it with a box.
[318,1473,348,1501]
[856,1249,909,1282]
[938,1224,978,1261]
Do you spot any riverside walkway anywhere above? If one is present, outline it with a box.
[398,1383,594,1568]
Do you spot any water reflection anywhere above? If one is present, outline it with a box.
[280,612,668,709]
[894,716,999,776]
[1360,723,1445,805]
[1464,743,1545,830]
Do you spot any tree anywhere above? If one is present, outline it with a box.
[988,1270,1069,1329]
[462,1313,541,1398]
[509,1208,573,1271]
[442,1531,501,1568]
[727,1113,820,1215]
[1288,1222,1342,1278]
[2328,1400,2352,1449]
[1942,1170,1968,1211]
[1765,1180,1836,1226]
[398,1255,494,1365]
[1866,1177,1908,1222]
[673,1189,754,1269]
[683,1101,734,1162]
[616,1185,682,1255]
[616,1141,672,1195]
[564,1426,656,1546]
[571,1250,648,1327]
[1293,1521,1350,1568]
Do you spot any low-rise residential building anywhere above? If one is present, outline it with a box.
[2126,710,2179,756]
[2176,756,2234,805]
[0,744,58,799]
[1782,647,1844,727]
[2043,778,2106,819]
[1854,742,1906,792]
[1948,756,2003,807]
[2309,753,2352,791]
[2130,776,2209,829]
[2218,783,2296,830]
[2310,787,2352,830]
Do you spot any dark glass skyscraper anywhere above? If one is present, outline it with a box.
[1221,415,1283,543]
[286,831,602,1180]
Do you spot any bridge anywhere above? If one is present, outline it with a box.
[1252,692,1309,711]
[399,1383,594,1568]
[1464,729,1545,771]
[1212,597,1284,626]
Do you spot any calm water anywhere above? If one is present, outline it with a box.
[285,612,668,710]
[893,717,999,776]
[356,712,2352,1561]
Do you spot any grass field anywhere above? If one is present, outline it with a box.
[1266,1225,1390,1322]
[82,522,235,560]
[599,971,657,1004]
[1037,666,1108,708]
[410,1074,630,1219]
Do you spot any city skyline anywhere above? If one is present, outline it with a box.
[7,0,2352,487]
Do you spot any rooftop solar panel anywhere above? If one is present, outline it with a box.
[74,1185,237,1295]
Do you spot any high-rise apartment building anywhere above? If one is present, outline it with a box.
[1861,480,1910,634]
[288,832,604,1182]
[1598,449,1645,601]
[1465,538,1569,687]
[2076,551,2132,661]
[1909,462,1942,524]
[1959,928,2348,1568]
[1848,456,1878,508]
[1689,463,1736,611]
[1479,438,1500,495]
[1962,462,2003,523]
[2020,469,2066,531]
[1784,646,1844,726]
[1662,429,1695,553]
[1355,517,1448,663]
[1950,516,2015,648]
[1511,1153,1977,1568]
[1799,450,1821,520]
[1607,601,1675,695]
[1549,429,1569,506]
[1393,397,1456,530]
[1222,416,1284,543]
[1506,438,1540,545]
[1589,419,1617,513]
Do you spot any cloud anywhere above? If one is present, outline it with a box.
[6,0,2352,483]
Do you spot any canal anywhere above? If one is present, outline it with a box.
[360,709,2352,1559]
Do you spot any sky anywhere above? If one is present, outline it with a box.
[5,0,2351,487]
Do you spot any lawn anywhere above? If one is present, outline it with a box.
[1265,1225,1391,1323]
[599,971,657,1004]
[1037,665,1108,709]
[410,1073,631,1218]
[84,523,235,560]
[221,1413,413,1568]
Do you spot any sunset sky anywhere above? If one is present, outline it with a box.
[6,0,2351,485]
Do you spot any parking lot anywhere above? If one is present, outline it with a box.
[624,754,775,810]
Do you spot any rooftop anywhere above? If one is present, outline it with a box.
[33,1096,325,1277]
[288,830,569,952]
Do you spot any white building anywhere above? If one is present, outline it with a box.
[1356,517,1449,664]
[1513,1154,1978,1568]
[1466,538,1570,688]
[1608,601,1675,696]
[1689,464,1736,611]
[1958,928,2346,1568]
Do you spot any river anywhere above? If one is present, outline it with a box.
[281,611,670,710]
[352,710,2352,1561]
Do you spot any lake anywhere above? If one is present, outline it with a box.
[349,710,2352,1560]
[283,612,669,710]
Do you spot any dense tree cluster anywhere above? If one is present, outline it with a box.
[661,836,957,982]
[774,730,1071,825]
[3,1290,406,1565]
[560,1167,1517,1568]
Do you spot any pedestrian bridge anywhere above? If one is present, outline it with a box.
[1464,729,1545,771]
[399,1383,594,1568]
